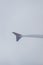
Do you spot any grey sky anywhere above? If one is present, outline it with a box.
[0,0,43,65]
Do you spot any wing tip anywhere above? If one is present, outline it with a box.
[12,32,22,42]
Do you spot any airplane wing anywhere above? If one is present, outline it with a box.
[12,32,22,41]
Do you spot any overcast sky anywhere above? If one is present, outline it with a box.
[0,0,43,65]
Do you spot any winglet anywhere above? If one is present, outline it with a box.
[12,32,22,41]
